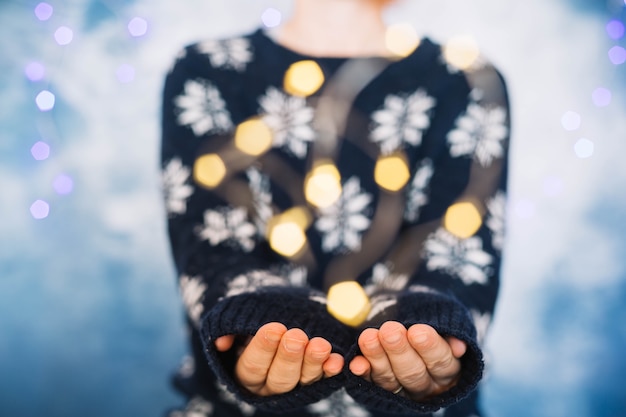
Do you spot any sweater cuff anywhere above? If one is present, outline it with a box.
[200,287,355,412]
[344,290,483,414]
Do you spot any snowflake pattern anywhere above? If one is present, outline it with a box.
[179,275,207,326]
[196,207,256,252]
[196,37,253,71]
[246,167,273,234]
[174,78,233,137]
[167,396,214,417]
[364,263,410,296]
[405,158,434,222]
[423,228,493,285]
[471,309,492,346]
[225,270,290,298]
[315,177,373,253]
[308,388,371,417]
[259,87,316,158]
[486,191,506,251]
[162,158,193,216]
[447,93,508,167]
[367,294,398,321]
[370,89,436,154]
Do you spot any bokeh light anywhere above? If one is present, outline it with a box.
[443,35,480,70]
[283,60,325,97]
[374,153,410,192]
[34,2,53,21]
[193,154,226,188]
[606,20,625,39]
[128,17,148,37]
[25,62,46,82]
[267,207,311,258]
[304,161,342,208]
[116,64,136,83]
[31,141,50,160]
[608,45,626,65]
[234,118,273,156]
[444,201,483,239]
[30,200,50,220]
[561,110,581,131]
[326,281,371,327]
[36,90,55,111]
[385,23,420,58]
[54,26,74,46]
[574,138,594,159]
[53,174,74,195]
[592,87,612,107]
[261,8,282,28]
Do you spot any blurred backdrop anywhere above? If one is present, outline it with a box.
[1,0,625,416]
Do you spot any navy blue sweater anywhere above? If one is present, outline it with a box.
[161,28,510,417]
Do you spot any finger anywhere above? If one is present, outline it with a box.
[358,327,398,391]
[446,336,468,359]
[323,352,345,378]
[236,322,287,392]
[215,335,235,352]
[264,328,308,395]
[348,355,371,380]
[408,324,461,387]
[300,337,332,385]
[377,321,431,394]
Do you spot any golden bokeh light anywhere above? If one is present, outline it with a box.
[374,153,411,192]
[193,153,226,189]
[234,118,273,156]
[267,207,312,258]
[283,60,325,97]
[327,281,371,327]
[385,23,420,58]
[443,35,480,70]
[444,201,483,239]
[304,161,343,209]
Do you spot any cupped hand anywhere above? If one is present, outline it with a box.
[349,322,467,400]
[215,322,344,396]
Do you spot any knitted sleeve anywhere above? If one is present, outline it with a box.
[160,44,354,411]
[343,60,511,414]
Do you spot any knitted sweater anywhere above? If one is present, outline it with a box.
[161,28,510,417]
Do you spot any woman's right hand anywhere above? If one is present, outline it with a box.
[215,322,344,396]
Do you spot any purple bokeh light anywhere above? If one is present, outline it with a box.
[34,3,53,21]
[116,64,135,83]
[128,17,148,37]
[31,141,51,160]
[54,26,74,46]
[606,20,625,40]
[592,87,612,107]
[25,62,46,81]
[608,46,626,65]
[30,200,50,220]
[261,8,282,28]
[36,90,55,111]
[53,174,74,195]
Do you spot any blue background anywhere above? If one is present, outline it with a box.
[1,0,625,416]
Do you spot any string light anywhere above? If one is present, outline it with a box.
[34,2,53,21]
[385,23,420,58]
[30,200,50,220]
[443,35,480,70]
[54,26,74,46]
[606,20,625,40]
[326,281,371,327]
[234,118,273,156]
[374,152,410,192]
[266,207,312,258]
[304,161,342,208]
[31,141,50,160]
[36,90,55,112]
[128,17,148,37]
[284,60,325,97]
[194,154,226,188]
[444,201,483,239]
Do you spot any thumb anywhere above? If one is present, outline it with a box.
[215,335,236,352]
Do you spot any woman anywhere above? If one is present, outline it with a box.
[160,0,510,416]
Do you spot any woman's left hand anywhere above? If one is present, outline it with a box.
[349,321,467,400]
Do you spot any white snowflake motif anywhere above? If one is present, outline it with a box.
[246,167,273,234]
[196,37,253,71]
[308,388,371,417]
[404,158,434,222]
[168,396,214,417]
[259,87,316,158]
[471,309,492,346]
[367,294,398,321]
[174,78,233,137]
[179,275,207,326]
[486,191,506,251]
[225,270,289,298]
[364,263,410,296]
[285,265,308,287]
[315,177,373,253]
[370,89,436,155]
[447,96,508,167]
[215,382,256,416]
[423,228,493,285]
[196,207,256,252]
[162,158,194,216]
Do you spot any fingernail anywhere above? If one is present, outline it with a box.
[284,337,306,353]
[264,330,282,343]
[385,330,403,345]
